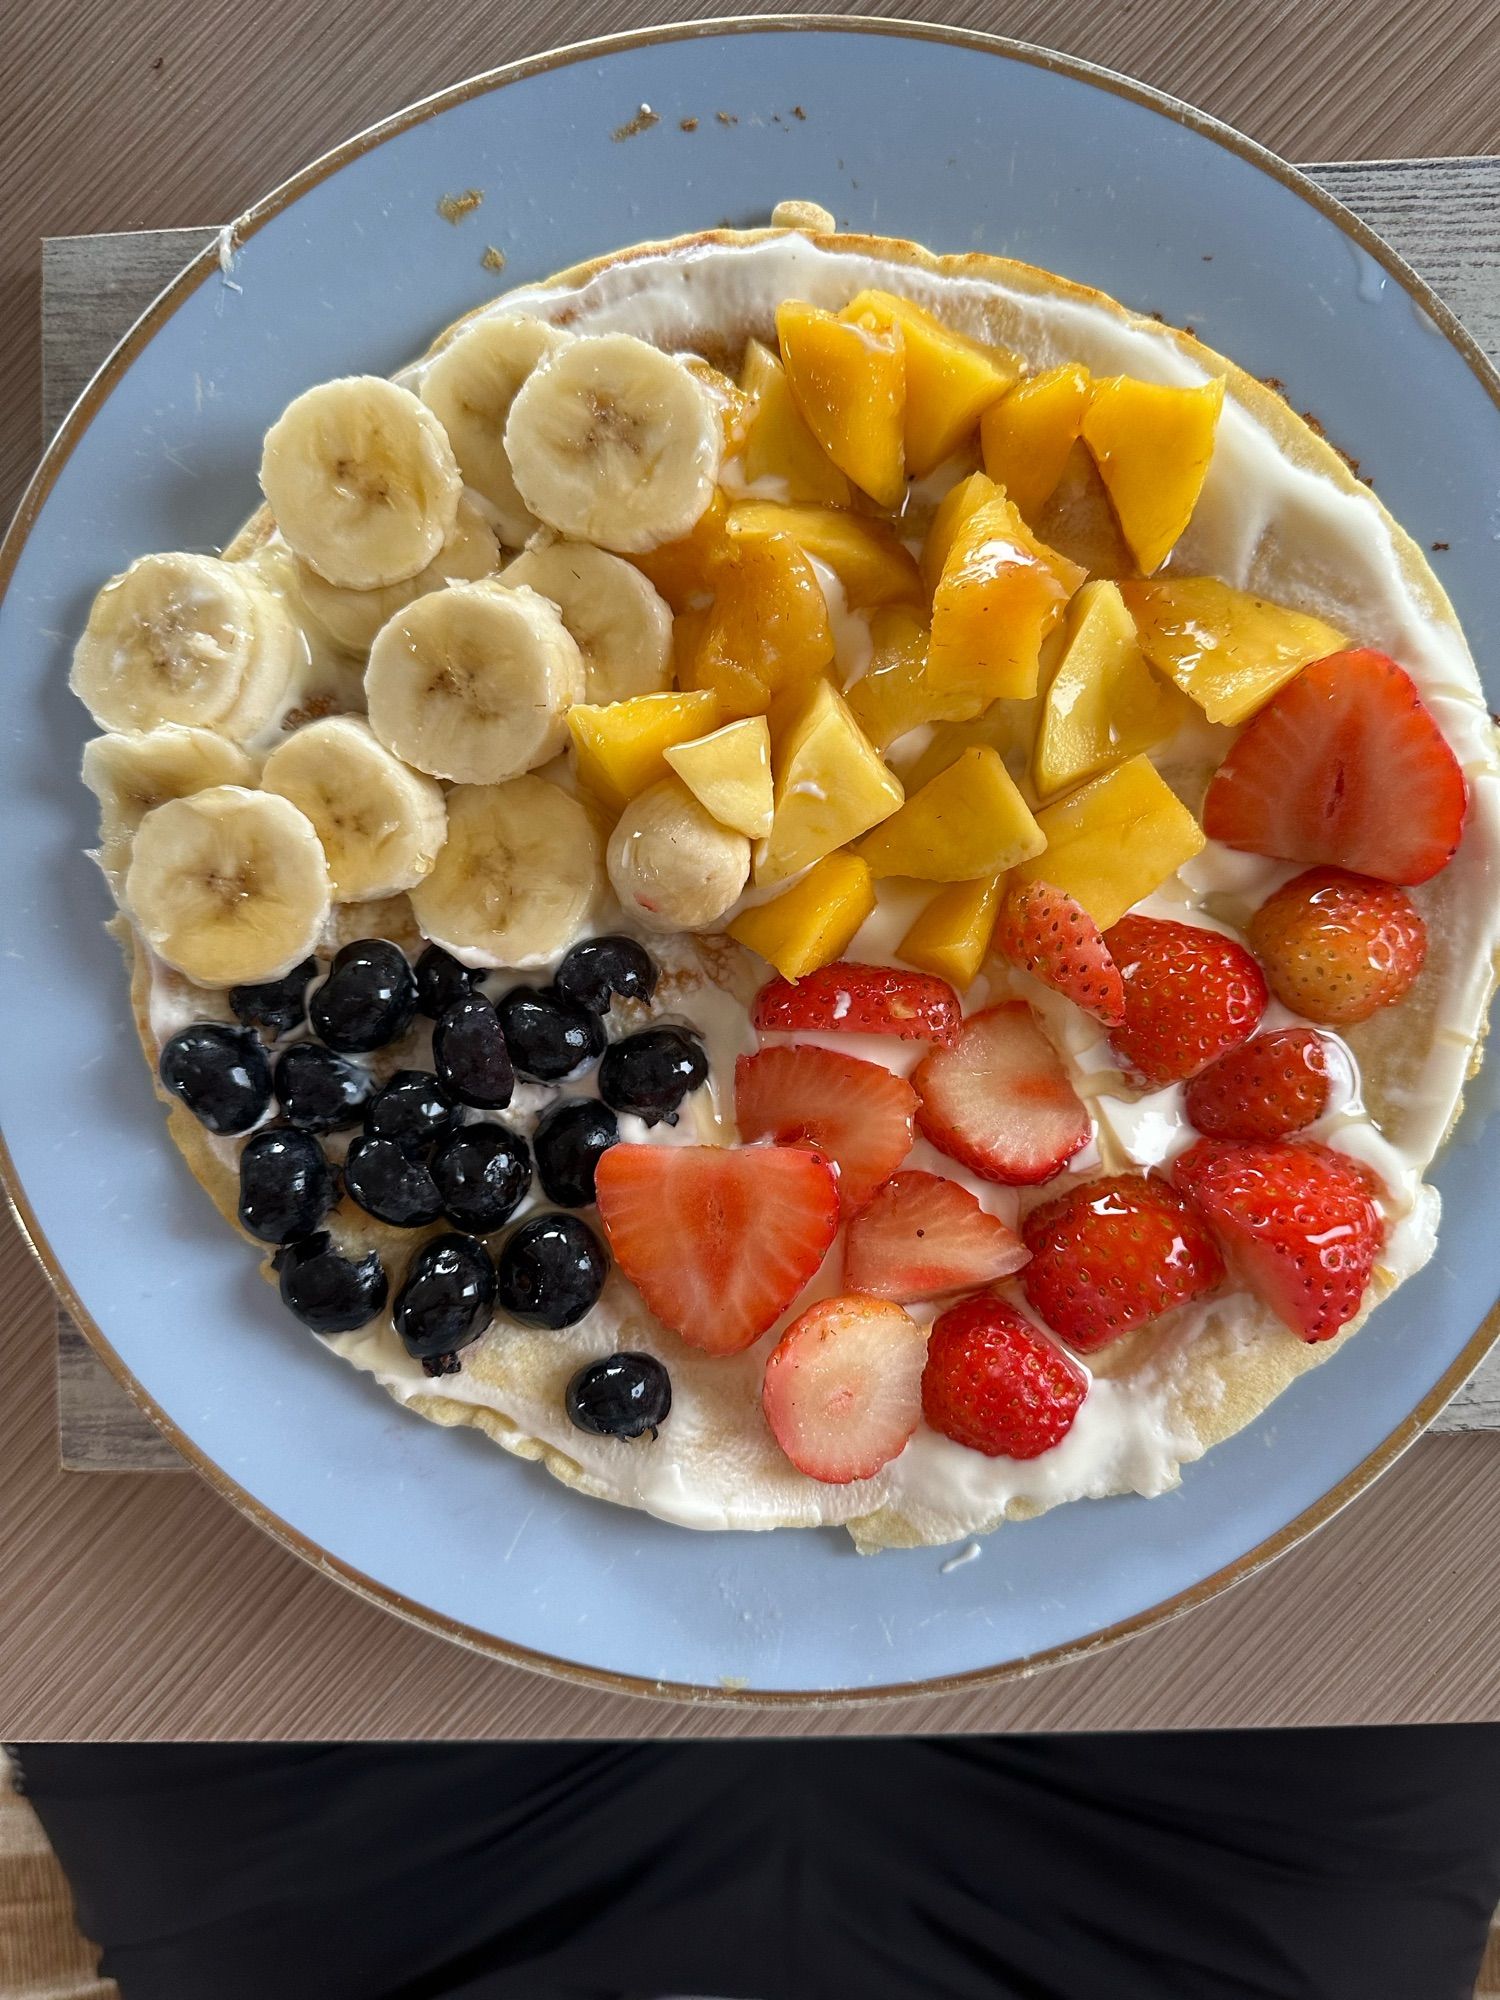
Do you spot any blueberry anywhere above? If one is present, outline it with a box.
[343,1135,443,1228]
[229,958,317,1038]
[598,1027,708,1126]
[414,943,481,1019]
[566,1351,672,1440]
[497,985,606,1082]
[533,1099,618,1206]
[237,1128,338,1244]
[273,1043,374,1134]
[432,993,514,1109]
[553,935,658,1015]
[394,1233,496,1366]
[429,1122,532,1234]
[497,1213,608,1329]
[274,1232,388,1335]
[309,939,417,1053]
[159,1024,271,1135]
[363,1070,460,1154]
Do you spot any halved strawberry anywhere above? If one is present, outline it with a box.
[751,962,962,1045]
[1247,868,1427,1025]
[594,1143,839,1355]
[1202,648,1467,885]
[1183,1027,1336,1140]
[921,1295,1087,1459]
[913,1002,1091,1186]
[843,1170,1029,1301]
[1020,1174,1224,1351]
[1171,1137,1384,1343]
[1105,914,1267,1086]
[762,1294,928,1483]
[993,882,1125,1026]
[735,1044,916,1214]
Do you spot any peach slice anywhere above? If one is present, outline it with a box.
[841,289,1019,478]
[568,689,721,811]
[776,300,905,509]
[897,874,1006,989]
[846,605,973,751]
[728,850,877,982]
[1009,753,1205,930]
[928,491,1086,706]
[1120,575,1347,725]
[854,745,1044,881]
[1080,375,1225,574]
[980,363,1092,519]
[757,679,904,886]
[1032,580,1189,798]
[738,338,853,507]
[628,489,734,612]
[664,715,774,840]
[726,500,921,609]
[680,532,835,717]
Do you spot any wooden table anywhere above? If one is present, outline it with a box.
[4,1,1500,1738]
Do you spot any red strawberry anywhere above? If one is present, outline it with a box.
[1202,648,1467,885]
[735,1043,916,1214]
[913,1003,1090,1186]
[993,882,1125,1026]
[1184,1028,1337,1140]
[1171,1138,1384,1343]
[1247,868,1427,1025]
[594,1143,838,1355]
[762,1294,928,1483]
[921,1295,1087,1459]
[843,1170,1030,1301]
[1105,915,1267,1086]
[751,962,962,1046]
[1020,1174,1224,1352]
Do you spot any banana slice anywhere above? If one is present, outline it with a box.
[500,542,673,702]
[70,553,301,740]
[364,579,585,785]
[260,376,462,590]
[419,315,570,547]
[125,785,331,987]
[606,776,751,935]
[504,333,722,553]
[261,715,447,903]
[294,494,499,655]
[410,775,601,968]
[83,725,256,889]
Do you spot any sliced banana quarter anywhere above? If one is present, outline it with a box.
[261,714,447,903]
[82,725,257,888]
[125,784,332,987]
[500,541,673,702]
[420,315,571,547]
[606,776,751,935]
[504,333,723,554]
[364,578,585,785]
[410,775,602,968]
[260,376,462,590]
[295,494,500,654]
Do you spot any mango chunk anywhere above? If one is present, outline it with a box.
[846,605,972,751]
[1081,375,1226,574]
[664,715,774,839]
[1010,753,1205,929]
[1032,580,1190,799]
[568,689,721,811]
[686,359,753,451]
[897,874,1005,988]
[728,850,876,981]
[980,363,1092,520]
[776,300,905,509]
[855,746,1044,881]
[756,679,904,885]
[892,696,1037,794]
[928,491,1086,705]
[680,532,835,717]
[920,470,997,594]
[738,338,852,507]
[727,500,921,609]
[1119,575,1347,726]
[629,490,734,611]
[842,289,1019,478]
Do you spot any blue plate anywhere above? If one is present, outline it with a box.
[4,21,1499,1700]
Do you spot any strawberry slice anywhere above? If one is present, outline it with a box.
[921,1294,1087,1459]
[594,1143,838,1356]
[843,1170,1030,1301]
[1171,1137,1384,1343]
[751,962,962,1046]
[1183,1028,1337,1141]
[1020,1174,1224,1351]
[735,1044,916,1214]
[1202,648,1467,885]
[762,1295,928,1483]
[1105,914,1267,1086]
[993,882,1125,1026]
[913,1002,1090,1186]
[1247,868,1427,1026]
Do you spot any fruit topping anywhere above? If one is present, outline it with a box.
[846,605,966,753]
[496,1213,609,1329]
[432,992,515,1110]
[272,1042,375,1134]
[553,935,658,1015]
[775,298,905,508]
[229,958,318,1038]
[413,943,481,1019]
[393,1233,497,1368]
[533,1099,620,1207]
[735,1044,917,1214]
[843,288,1018,478]
[429,1122,532,1234]
[750,963,962,1046]
[1080,374,1224,574]
[568,688,722,809]
[854,746,1044,880]
[679,533,834,718]
[726,502,921,612]
[606,777,751,933]
[159,1023,272,1135]
[913,1003,1090,1186]
[979,363,1091,520]
[236,1129,338,1245]
[1120,575,1347,725]
[1105,915,1267,1086]
[1021,1175,1224,1351]
[1184,1029,1337,1141]
[843,1170,1029,1301]
[927,485,1084,706]
[993,882,1126,1026]
[566,1351,673,1440]
[309,939,418,1053]
[343,1134,444,1229]
[497,985,606,1082]
[1009,754,1205,931]
[1247,867,1427,1025]
[738,338,853,508]
[663,715,775,840]
[417,313,567,545]
[363,1070,461,1154]
[275,1233,389,1336]
[896,875,1005,991]
[260,714,447,903]
[756,680,904,887]
[727,851,876,983]
[761,1294,927,1483]
[921,1295,1087,1458]
[1031,579,1187,799]
[598,1027,708,1126]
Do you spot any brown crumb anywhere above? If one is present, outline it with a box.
[612,104,661,141]
[1183,325,1197,339]
[150,54,164,71]
[1300,409,1326,437]
[793,105,806,119]
[1299,409,1364,477]
[437,189,483,224]
[553,305,579,327]
[280,694,338,731]
[716,110,738,125]
[680,116,699,131]
[480,245,506,272]
[1201,253,1212,261]
[1148,309,1166,323]
[1261,375,1287,393]
[1432,539,1450,551]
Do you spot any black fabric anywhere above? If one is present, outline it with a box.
[14,1730,1500,2000]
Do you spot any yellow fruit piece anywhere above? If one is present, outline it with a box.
[854,746,1044,881]
[892,696,1037,793]
[680,532,835,718]
[1119,575,1348,726]
[629,490,734,612]
[1010,753,1205,929]
[664,715,774,839]
[1081,375,1226,574]
[568,689,720,811]
[842,289,1020,479]
[686,358,753,451]
[979,364,1092,520]
[738,339,852,507]
[920,470,996,594]
[776,300,905,509]
[897,874,1005,988]
[928,492,1086,705]
[1031,580,1190,799]
[846,605,969,751]
[728,851,876,981]
[757,679,904,886]
[726,500,921,609]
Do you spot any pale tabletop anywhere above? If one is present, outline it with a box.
[5,0,1500,1739]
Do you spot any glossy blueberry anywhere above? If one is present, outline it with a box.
[274,1232,388,1335]
[363,1070,460,1154]
[432,993,513,1109]
[414,943,482,1019]
[309,939,417,1053]
[497,985,606,1082]
[394,1233,496,1366]
[429,1122,532,1235]
[273,1042,374,1134]
[159,1023,271,1135]
[597,1027,708,1127]
[533,1099,618,1207]
[237,1128,338,1245]
[566,1351,672,1440]
[553,935,657,1015]
[229,958,318,1038]
[497,1213,608,1329]
[343,1135,443,1229]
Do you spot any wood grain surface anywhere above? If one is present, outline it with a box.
[4,2,1500,1738]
